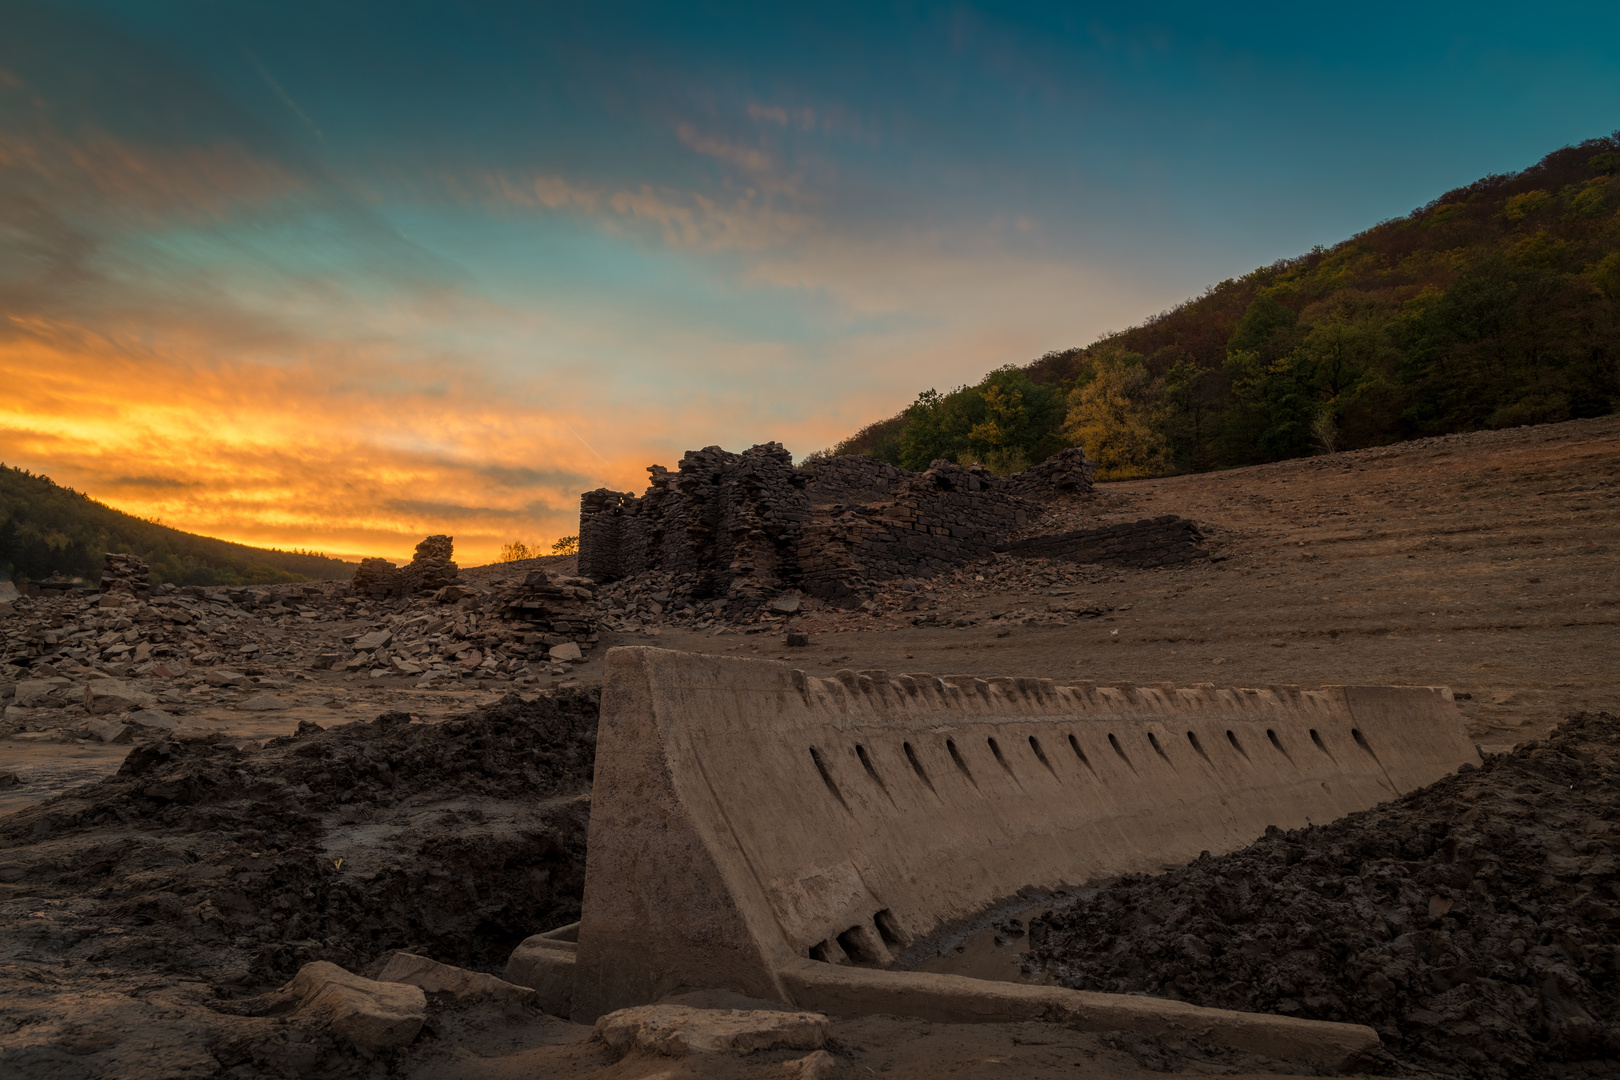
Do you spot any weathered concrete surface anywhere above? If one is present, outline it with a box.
[595,1003,829,1056]
[506,922,579,1017]
[263,961,427,1053]
[571,647,1475,1026]
[779,959,1377,1071]
[377,952,537,1006]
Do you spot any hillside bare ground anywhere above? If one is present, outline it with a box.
[620,415,1620,752]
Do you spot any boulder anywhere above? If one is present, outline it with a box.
[84,680,156,715]
[354,630,393,652]
[594,1004,828,1057]
[204,668,248,688]
[376,953,536,1007]
[84,719,132,744]
[769,597,802,614]
[125,709,178,730]
[548,641,583,663]
[245,961,426,1053]
[239,694,288,711]
[15,679,69,707]
[504,931,577,1017]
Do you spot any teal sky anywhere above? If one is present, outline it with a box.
[2,1,1617,561]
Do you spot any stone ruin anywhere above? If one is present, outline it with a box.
[351,534,461,600]
[494,569,601,657]
[578,444,1203,605]
[98,553,150,596]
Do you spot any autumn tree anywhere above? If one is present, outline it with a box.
[1061,349,1171,479]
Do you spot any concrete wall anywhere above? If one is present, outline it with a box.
[570,647,1476,1021]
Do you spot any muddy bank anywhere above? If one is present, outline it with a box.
[1,689,598,990]
[1029,712,1620,1079]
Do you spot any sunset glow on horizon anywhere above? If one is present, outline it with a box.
[5,3,1617,565]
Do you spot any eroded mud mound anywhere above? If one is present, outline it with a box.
[0,689,598,989]
[1030,712,1620,1080]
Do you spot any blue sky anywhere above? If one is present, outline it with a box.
[2,1,1616,560]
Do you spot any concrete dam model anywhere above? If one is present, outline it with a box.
[510,646,1478,1067]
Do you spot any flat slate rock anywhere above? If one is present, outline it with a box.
[594,1003,827,1056]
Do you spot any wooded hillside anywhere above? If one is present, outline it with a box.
[827,135,1620,478]
[0,465,356,587]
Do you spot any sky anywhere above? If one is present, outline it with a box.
[2,2,1617,564]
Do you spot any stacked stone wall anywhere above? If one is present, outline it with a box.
[802,455,903,505]
[351,534,460,599]
[575,443,1165,604]
[577,443,809,600]
[1001,516,1207,568]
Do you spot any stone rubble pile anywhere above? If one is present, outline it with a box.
[98,552,150,596]
[590,550,1137,641]
[350,535,461,599]
[495,569,600,658]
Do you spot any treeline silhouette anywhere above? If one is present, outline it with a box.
[1,464,356,587]
[827,135,1620,478]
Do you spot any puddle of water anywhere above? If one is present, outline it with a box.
[0,741,134,817]
[0,709,323,818]
[906,900,1058,985]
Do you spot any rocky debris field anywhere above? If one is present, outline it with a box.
[1027,711,1620,1080]
[592,555,1137,643]
[0,563,603,752]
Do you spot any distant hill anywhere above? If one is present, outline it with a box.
[829,134,1620,478]
[0,464,356,587]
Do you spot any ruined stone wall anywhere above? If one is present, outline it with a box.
[1000,516,1208,569]
[577,443,809,599]
[578,444,1107,602]
[351,535,460,599]
[799,459,1033,600]
[802,455,903,505]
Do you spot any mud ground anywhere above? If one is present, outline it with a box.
[1030,712,1620,1080]
[2,416,1617,1078]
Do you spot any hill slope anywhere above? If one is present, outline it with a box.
[0,464,356,587]
[831,135,1620,476]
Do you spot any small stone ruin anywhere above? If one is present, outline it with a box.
[494,569,600,655]
[350,534,461,599]
[577,444,1202,606]
[98,553,150,596]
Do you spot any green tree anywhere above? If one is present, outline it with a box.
[896,367,1064,472]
